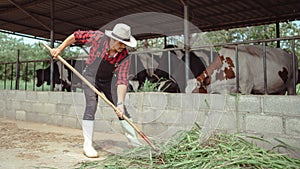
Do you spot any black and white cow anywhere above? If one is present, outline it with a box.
[195,45,299,95]
[36,61,61,90]
[36,59,86,91]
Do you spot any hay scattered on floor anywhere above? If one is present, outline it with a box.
[77,124,300,169]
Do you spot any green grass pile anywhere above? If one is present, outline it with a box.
[77,125,300,169]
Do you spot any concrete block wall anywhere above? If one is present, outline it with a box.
[1,90,300,156]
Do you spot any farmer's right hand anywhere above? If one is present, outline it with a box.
[50,48,61,59]
[116,103,125,119]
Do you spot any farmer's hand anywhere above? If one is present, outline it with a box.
[50,48,62,59]
[116,102,124,119]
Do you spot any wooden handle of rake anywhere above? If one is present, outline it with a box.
[42,43,159,152]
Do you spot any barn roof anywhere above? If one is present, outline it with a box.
[1,0,300,41]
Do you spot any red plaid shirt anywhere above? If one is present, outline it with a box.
[74,30,130,86]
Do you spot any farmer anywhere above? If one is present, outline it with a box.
[50,23,141,158]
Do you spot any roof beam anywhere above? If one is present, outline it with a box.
[64,0,105,15]
[0,0,45,15]
[7,0,50,31]
[0,18,67,38]
[29,11,96,30]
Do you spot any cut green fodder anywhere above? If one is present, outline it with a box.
[77,125,300,169]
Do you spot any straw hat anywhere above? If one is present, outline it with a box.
[105,23,137,47]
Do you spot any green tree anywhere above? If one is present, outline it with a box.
[0,33,81,82]
[204,22,299,56]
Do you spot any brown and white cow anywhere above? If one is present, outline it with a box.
[195,45,298,95]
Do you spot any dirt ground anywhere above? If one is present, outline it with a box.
[0,118,130,169]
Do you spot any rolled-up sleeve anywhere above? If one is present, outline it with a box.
[74,30,103,44]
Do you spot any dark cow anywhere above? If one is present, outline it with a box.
[128,51,161,92]
[148,45,218,93]
[195,45,299,95]
[36,59,86,91]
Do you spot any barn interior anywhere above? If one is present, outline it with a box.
[0,0,300,94]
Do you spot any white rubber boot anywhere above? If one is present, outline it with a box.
[82,120,99,158]
[120,119,142,147]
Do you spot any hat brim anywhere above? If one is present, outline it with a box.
[105,30,137,48]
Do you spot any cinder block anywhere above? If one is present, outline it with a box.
[246,115,283,134]
[26,112,50,124]
[230,113,245,133]
[159,126,188,140]
[26,111,39,123]
[61,92,74,104]
[6,102,16,120]
[0,99,5,117]
[6,90,16,100]
[195,110,207,127]
[36,92,49,103]
[0,90,6,97]
[181,110,198,125]
[11,100,21,110]
[208,94,227,111]
[71,92,85,106]
[143,93,168,109]
[127,93,144,109]
[194,94,211,111]
[264,96,300,115]
[32,102,56,114]
[16,110,26,121]
[56,103,72,115]
[48,114,63,126]
[202,111,242,132]
[181,94,196,111]
[167,93,182,110]
[71,103,85,117]
[65,104,81,117]
[99,107,116,121]
[156,109,181,124]
[32,102,47,114]
[14,90,26,101]
[111,119,123,133]
[26,91,37,101]
[48,91,63,104]
[20,101,35,112]
[226,95,261,113]
[141,107,165,123]
[142,122,168,137]
[286,118,300,136]
[125,104,142,120]
[42,103,57,114]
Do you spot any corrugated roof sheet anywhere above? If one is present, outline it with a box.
[0,0,299,41]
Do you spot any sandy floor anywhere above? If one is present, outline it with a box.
[0,118,130,169]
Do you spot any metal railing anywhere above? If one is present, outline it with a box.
[0,36,299,94]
